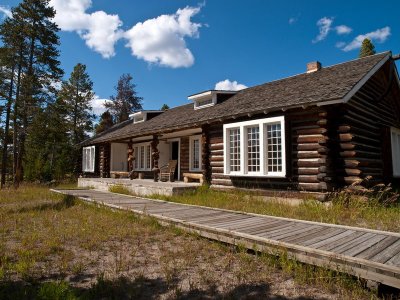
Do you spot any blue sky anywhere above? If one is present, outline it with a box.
[1,0,399,115]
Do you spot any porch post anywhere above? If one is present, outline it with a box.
[99,143,110,178]
[127,140,134,172]
[202,125,211,185]
[151,135,160,182]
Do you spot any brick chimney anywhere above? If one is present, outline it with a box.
[307,61,322,73]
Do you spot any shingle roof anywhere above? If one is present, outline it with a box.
[87,52,390,144]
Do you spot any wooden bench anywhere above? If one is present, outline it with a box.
[183,173,204,184]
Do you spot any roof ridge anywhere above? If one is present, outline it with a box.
[234,51,391,94]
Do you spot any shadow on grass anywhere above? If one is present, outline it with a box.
[12,195,76,214]
[0,276,323,300]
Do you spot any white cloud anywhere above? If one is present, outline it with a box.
[288,17,298,25]
[124,6,202,68]
[0,6,12,18]
[335,41,346,48]
[340,26,391,52]
[91,95,112,116]
[313,17,334,43]
[335,25,352,35]
[215,79,247,91]
[49,0,123,58]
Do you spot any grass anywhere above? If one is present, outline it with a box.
[0,184,386,299]
[146,185,400,232]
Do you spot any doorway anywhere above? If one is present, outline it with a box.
[170,140,180,180]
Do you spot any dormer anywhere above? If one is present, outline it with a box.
[188,90,237,110]
[129,110,163,123]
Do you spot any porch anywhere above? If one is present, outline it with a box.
[78,177,200,196]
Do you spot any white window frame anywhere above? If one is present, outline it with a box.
[82,146,95,173]
[391,127,400,177]
[133,142,152,171]
[223,116,286,178]
[189,135,202,172]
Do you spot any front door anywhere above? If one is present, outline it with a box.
[171,141,179,179]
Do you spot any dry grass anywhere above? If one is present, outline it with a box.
[149,186,400,232]
[0,185,382,299]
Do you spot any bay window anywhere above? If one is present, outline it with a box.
[223,116,285,177]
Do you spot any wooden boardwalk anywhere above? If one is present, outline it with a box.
[53,189,400,289]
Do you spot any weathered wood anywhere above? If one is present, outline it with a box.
[54,189,400,289]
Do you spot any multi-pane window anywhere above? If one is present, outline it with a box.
[82,146,95,172]
[134,143,152,171]
[224,116,285,177]
[229,128,241,172]
[247,126,260,172]
[267,123,282,173]
[190,136,202,171]
[391,127,400,177]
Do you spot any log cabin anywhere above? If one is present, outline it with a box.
[81,51,400,195]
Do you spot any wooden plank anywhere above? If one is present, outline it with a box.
[317,231,362,251]
[370,239,400,264]
[217,217,267,230]
[274,225,323,241]
[385,251,400,267]
[233,219,284,233]
[282,226,334,244]
[356,236,399,260]
[342,234,387,257]
[299,228,346,247]
[329,233,376,254]
[308,230,356,249]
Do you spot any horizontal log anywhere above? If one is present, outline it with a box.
[297,168,319,175]
[298,175,319,183]
[210,143,223,150]
[210,161,224,168]
[293,151,320,159]
[296,135,325,144]
[296,128,327,135]
[317,119,328,126]
[296,143,320,151]
[344,168,362,176]
[296,159,320,168]
[343,159,382,168]
[298,182,327,191]
[210,156,224,162]
[211,174,230,180]
[211,179,233,186]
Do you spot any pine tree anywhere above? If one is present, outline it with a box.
[161,104,170,111]
[359,38,376,58]
[59,63,95,172]
[0,0,63,187]
[105,74,142,123]
[95,110,114,134]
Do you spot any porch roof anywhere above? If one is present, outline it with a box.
[84,52,391,145]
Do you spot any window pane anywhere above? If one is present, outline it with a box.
[192,139,200,169]
[140,146,145,169]
[267,123,282,173]
[229,128,241,172]
[146,145,151,169]
[247,126,260,172]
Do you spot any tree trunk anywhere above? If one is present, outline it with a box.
[1,64,15,189]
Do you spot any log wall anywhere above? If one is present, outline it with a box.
[336,60,400,185]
